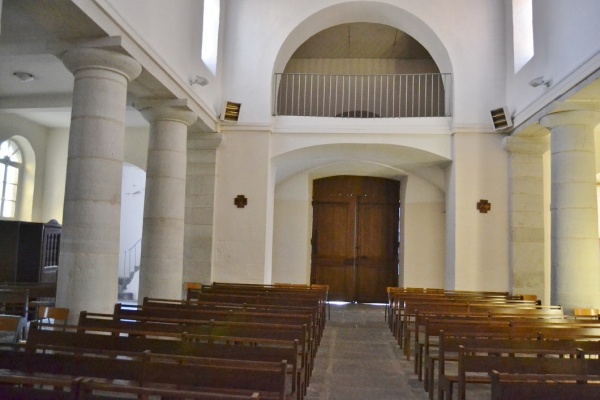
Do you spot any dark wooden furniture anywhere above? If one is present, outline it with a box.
[0,219,61,283]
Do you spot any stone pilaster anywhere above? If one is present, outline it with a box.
[540,108,600,311]
[184,132,221,288]
[503,135,549,303]
[138,106,197,301]
[57,48,142,318]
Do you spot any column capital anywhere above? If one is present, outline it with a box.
[62,48,142,82]
[540,108,600,130]
[502,135,550,155]
[141,106,198,126]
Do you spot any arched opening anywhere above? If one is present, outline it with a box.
[118,163,146,302]
[271,144,448,290]
[275,22,448,118]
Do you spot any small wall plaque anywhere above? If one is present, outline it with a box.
[234,195,248,208]
[477,199,491,213]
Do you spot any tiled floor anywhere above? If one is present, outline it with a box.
[305,303,489,400]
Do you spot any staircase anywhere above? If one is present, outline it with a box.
[119,239,141,301]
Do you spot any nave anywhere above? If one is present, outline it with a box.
[305,303,488,400]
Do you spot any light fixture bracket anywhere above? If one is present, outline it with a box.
[13,71,35,82]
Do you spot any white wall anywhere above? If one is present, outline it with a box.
[449,131,510,291]
[100,0,221,112]
[221,0,505,128]
[403,173,446,288]
[212,130,272,283]
[272,173,312,284]
[507,0,600,126]
[42,128,68,223]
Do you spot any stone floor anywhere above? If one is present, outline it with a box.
[304,303,489,400]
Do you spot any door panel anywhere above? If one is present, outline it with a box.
[311,202,354,300]
[356,202,398,303]
[311,176,399,302]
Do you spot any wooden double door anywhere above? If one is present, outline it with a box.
[310,176,399,303]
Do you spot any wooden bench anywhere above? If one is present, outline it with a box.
[0,372,264,399]
[443,345,600,400]
[78,311,313,385]
[143,296,325,339]
[0,373,78,399]
[115,302,318,346]
[79,310,311,360]
[489,370,600,400]
[414,308,566,383]
[0,347,291,399]
[398,298,540,352]
[78,378,262,399]
[188,289,326,329]
[27,322,305,400]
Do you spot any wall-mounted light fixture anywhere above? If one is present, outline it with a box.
[222,101,241,122]
[490,106,512,130]
[189,75,209,86]
[13,71,35,82]
[528,76,551,88]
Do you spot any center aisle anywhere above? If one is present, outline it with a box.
[305,302,431,400]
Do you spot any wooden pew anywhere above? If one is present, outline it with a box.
[26,322,304,400]
[142,353,289,399]
[80,310,312,356]
[489,370,600,400]
[78,378,262,399]
[78,311,313,383]
[115,302,318,346]
[414,306,565,381]
[397,297,538,350]
[446,345,600,400]
[0,347,291,399]
[386,288,520,333]
[183,334,305,400]
[432,324,600,400]
[143,296,325,339]
[188,287,327,329]
[0,373,78,399]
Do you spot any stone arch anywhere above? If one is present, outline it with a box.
[272,1,452,76]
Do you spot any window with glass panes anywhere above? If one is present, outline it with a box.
[0,140,22,219]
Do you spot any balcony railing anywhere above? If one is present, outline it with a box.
[273,73,452,118]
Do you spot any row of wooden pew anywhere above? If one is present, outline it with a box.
[0,282,57,339]
[0,282,329,400]
[386,287,600,400]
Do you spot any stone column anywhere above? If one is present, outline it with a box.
[540,109,600,312]
[138,106,197,301]
[503,135,549,303]
[57,48,142,318]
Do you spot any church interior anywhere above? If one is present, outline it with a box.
[1,1,600,398]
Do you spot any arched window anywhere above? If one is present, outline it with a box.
[0,139,22,219]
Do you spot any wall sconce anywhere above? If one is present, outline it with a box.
[222,101,241,122]
[13,71,35,82]
[528,76,551,88]
[189,75,209,86]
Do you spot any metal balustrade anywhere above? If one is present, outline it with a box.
[273,73,452,118]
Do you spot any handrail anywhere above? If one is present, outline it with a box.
[121,238,141,280]
[273,72,452,118]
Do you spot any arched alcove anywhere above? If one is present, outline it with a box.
[271,143,448,287]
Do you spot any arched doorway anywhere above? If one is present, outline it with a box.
[311,175,399,302]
